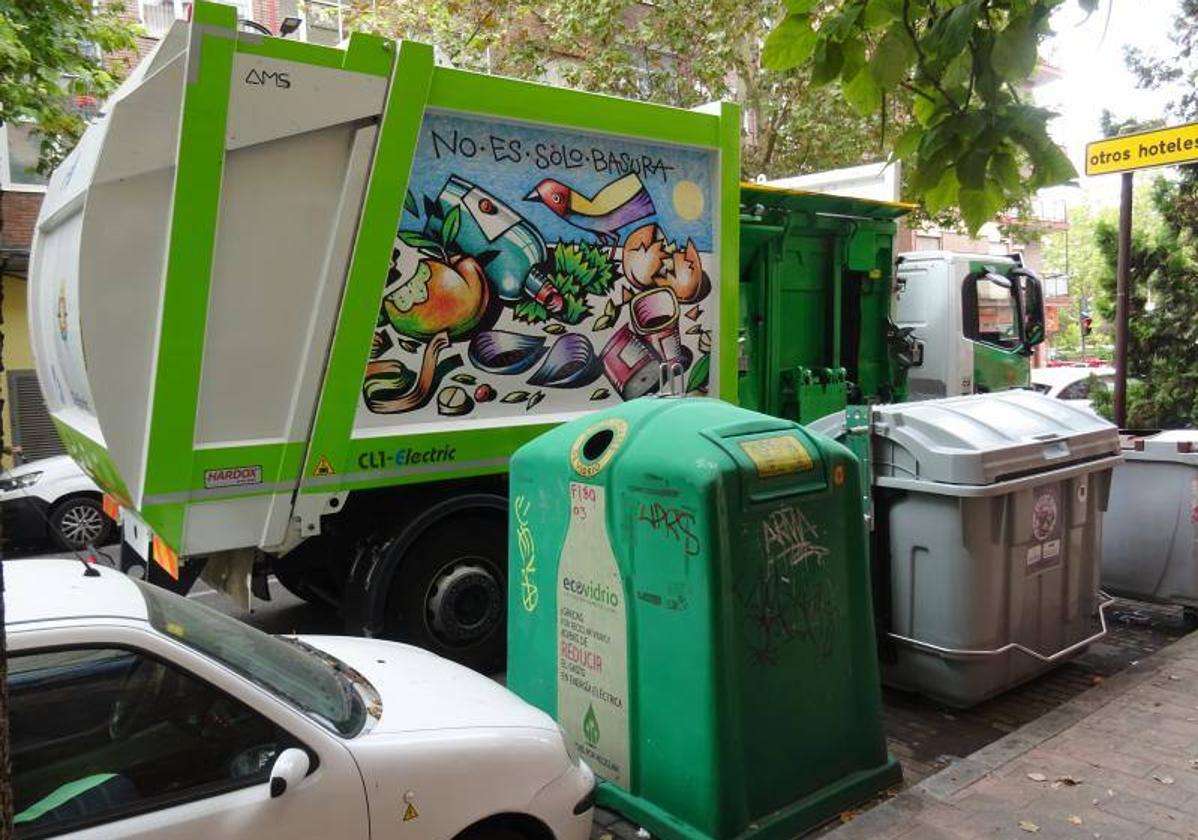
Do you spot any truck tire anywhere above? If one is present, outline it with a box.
[384,508,507,674]
[49,495,113,552]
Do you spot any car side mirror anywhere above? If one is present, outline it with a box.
[269,748,310,799]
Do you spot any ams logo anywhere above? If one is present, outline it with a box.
[245,68,291,88]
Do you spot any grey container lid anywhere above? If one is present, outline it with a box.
[1123,429,1198,464]
[868,390,1121,487]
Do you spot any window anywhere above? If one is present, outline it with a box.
[10,646,296,837]
[962,271,1022,351]
[914,233,942,251]
[1058,379,1091,400]
[136,579,368,737]
[139,0,186,38]
[1,124,50,190]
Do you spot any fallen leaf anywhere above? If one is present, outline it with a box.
[838,808,862,824]
[590,387,610,400]
[1154,774,1175,785]
[501,391,529,403]
[1019,820,1040,833]
[1170,674,1181,680]
[543,323,566,335]
[1068,815,1083,826]
[1055,775,1083,786]
[450,373,477,384]
[1027,772,1048,782]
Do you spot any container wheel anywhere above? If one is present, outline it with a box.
[49,496,112,552]
[385,508,507,674]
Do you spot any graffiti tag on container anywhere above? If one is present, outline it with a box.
[514,495,538,612]
[636,501,701,557]
[739,506,838,665]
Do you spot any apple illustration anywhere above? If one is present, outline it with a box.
[384,252,490,341]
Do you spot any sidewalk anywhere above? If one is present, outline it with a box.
[830,629,1198,840]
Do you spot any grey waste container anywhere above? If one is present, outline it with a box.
[816,390,1123,707]
[1102,430,1198,612]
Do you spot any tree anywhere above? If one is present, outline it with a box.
[1084,0,1198,428]
[346,0,906,179]
[762,0,1094,233]
[0,0,138,172]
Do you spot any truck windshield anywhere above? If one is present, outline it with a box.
[134,580,367,737]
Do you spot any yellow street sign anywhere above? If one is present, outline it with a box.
[1085,122,1198,176]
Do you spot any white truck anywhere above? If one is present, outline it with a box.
[29,4,739,672]
[893,250,1043,399]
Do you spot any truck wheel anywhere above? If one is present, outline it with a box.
[49,496,112,552]
[386,510,507,674]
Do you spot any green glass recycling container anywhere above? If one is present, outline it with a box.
[507,397,899,840]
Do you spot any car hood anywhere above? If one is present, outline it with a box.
[5,455,79,480]
[297,635,557,736]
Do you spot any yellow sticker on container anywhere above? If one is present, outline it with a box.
[740,435,814,478]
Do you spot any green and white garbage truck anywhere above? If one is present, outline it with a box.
[29,3,1052,677]
[29,3,740,671]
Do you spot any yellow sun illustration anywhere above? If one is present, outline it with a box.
[672,180,704,221]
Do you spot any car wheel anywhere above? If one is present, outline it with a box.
[49,496,112,551]
[458,829,528,840]
[385,509,507,674]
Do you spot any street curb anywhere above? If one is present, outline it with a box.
[826,628,1198,839]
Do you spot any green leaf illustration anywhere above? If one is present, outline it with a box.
[403,189,418,217]
[687,353,711,393]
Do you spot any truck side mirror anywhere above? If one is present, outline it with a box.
[1012,268,1046,353]
[962,271,1023,352]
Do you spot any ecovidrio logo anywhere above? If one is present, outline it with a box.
[561,576,620,608]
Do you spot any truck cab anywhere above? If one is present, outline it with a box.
[893,251,1046,400]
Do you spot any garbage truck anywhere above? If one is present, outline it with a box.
[29,2,743,672]
[30,3,1066,680]
[894,250,1043,400]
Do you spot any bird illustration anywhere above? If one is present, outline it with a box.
[524,173,656,246]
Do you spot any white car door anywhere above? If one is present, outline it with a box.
[8,624,370,840]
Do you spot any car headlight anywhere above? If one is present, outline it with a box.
[0,471,42,492]
[557,723,580,766]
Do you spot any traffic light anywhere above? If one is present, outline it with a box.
[1081,312,1093,336]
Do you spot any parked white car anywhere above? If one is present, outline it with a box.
[6,560,594,840]
[0,456,113,550]
[1031,366,1116,407]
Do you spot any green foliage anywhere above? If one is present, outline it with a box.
[762,0,1090,234]
[348,0,899,180]
[513,243,615,325]
[1089,175,1198,428]
[513,299,550,324]
[555,242,615,296]
[0,0,138,172]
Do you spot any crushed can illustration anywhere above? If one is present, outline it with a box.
[600,287,688,399]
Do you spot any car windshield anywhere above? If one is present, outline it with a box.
[134,580,367,737]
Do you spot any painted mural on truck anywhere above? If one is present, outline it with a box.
[354,109,720,432]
